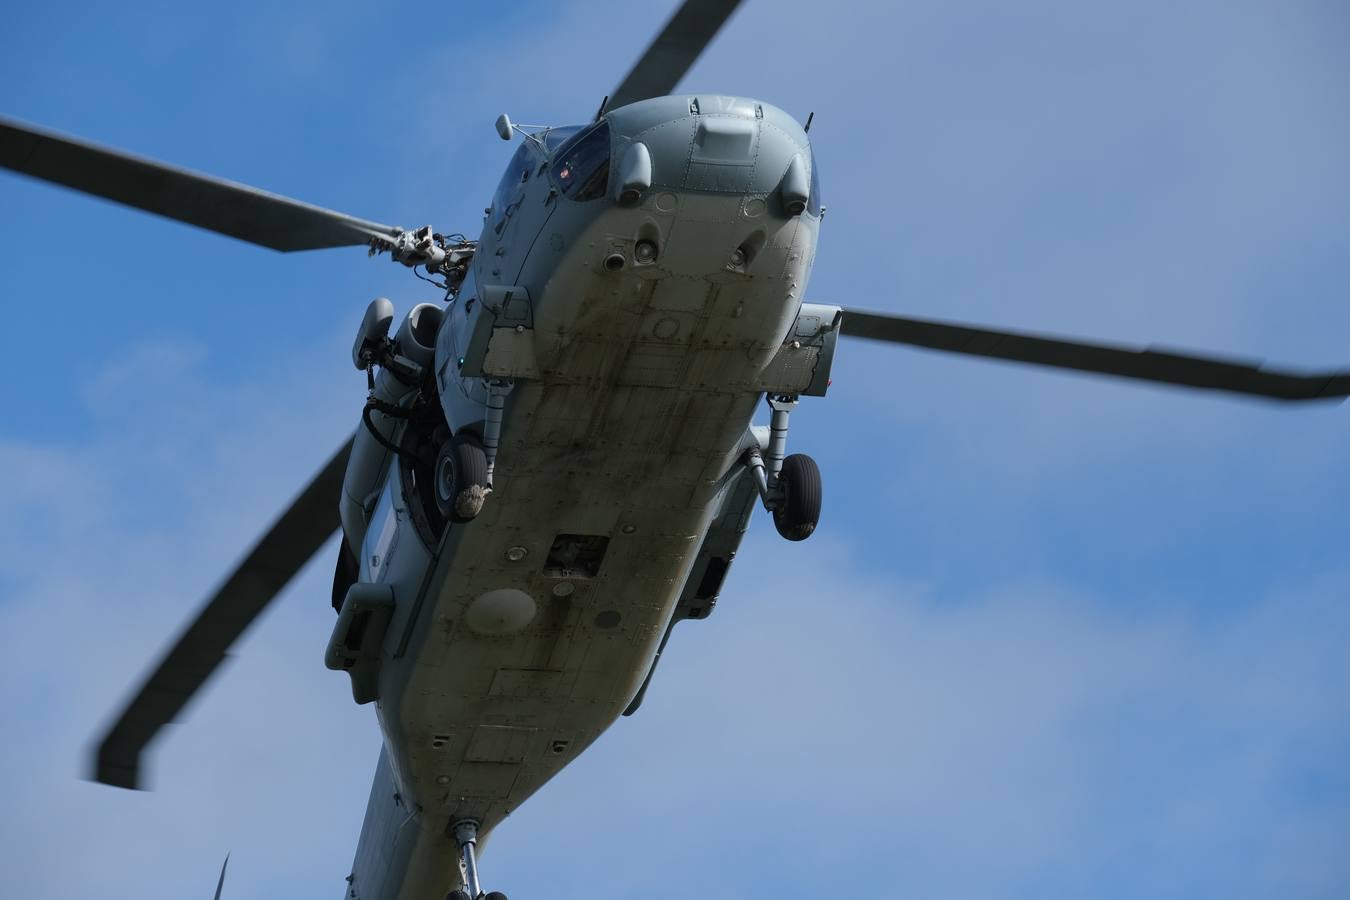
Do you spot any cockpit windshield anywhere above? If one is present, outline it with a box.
[543,126,581,152]
[808,154,822,217]
[491,142,534,229]
[550,121,611,202]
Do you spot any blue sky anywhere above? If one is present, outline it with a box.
[2,1,1348,898]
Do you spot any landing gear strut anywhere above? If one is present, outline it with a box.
[743,394,822,541]
[481,378,513,488]
[448,820,509,900]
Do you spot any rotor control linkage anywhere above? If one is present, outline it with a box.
[372,226,477,293]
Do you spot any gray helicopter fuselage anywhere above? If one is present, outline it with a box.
[334,95,835,900]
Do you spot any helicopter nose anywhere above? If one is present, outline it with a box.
[685,108,760,192]
[607,95,810,206]
[595,96,819,286]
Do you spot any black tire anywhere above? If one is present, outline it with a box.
[434,432,490,523]
[425,423,451,468]
[484,893,509,900]
[772,453,822,541]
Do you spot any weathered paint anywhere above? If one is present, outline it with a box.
[340,96,825,900]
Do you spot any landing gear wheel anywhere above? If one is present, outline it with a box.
[772,453,822,541]
[484,893,509,900]
[435,433,489,523]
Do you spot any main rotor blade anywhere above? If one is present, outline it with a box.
[91,436,354,790]
[840,309,1350,402]
[608,0,744,111]
[0,118,402,251]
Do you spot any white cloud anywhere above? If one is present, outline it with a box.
[481,537,1350,899]
[5,336,1345,899]
[1,2,1348,899]
[0,333,374,899]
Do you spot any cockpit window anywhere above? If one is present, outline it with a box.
[552,121,611,202]
[807,154,822,217]
[543,125,582,152]
[492,142,535,228]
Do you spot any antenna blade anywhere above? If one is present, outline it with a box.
[213,854,229,900]
[89,436,354,790]
[0,118,403,251]
[840,308,1350,402]
[608,0,744,111]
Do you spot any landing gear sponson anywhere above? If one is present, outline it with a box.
[743,393,823,541]
[446,821,508,900]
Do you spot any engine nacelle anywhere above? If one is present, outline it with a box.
[340,302,443,554]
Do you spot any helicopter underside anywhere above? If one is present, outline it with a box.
[346,193,821,899]
[381,380,758,895]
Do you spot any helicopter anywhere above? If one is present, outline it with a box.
[2,1,1350,900]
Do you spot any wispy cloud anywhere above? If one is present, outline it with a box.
[489,538,1350,899]
[1,1,1347,899]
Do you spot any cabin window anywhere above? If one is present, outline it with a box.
[552,121,612,202]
